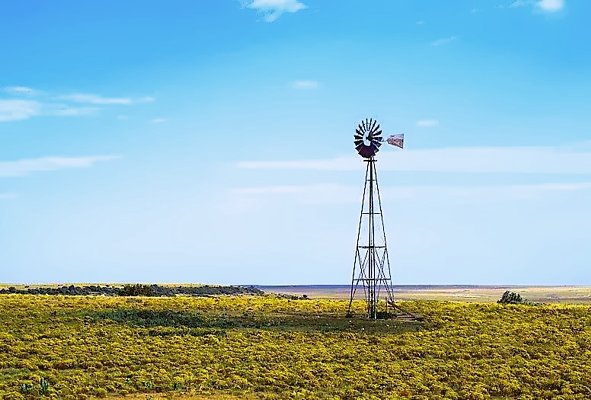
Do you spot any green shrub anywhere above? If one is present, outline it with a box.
[120,284,154,297]
[497,290,524,304]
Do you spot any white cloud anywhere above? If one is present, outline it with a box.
[60,93,155,105]
[431,36,457,46]
[1,87,155,122]
[46,104,100,117]
[0,155,119,177]
[150,117,167,124]
[237,144,591,175]
[428,182,591,200]
[61,93,130,105]
[538,0,564,11]
[3,86,42,96]
[510,0,529,8]
[510,0,565,12]
[416,119,439,128]
[291,80,319,89]
[0,100,40,122]
[0,193,18,200]
[245,0,307,22]
[138,96,156,103]
[517,182,591,191]
[0,100,101,122]
[232,184,360,205]
[231,181,591,205]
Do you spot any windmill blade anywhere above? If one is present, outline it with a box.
[370,119,377,133]
[373,140,382,148]
[354,139,363,147]
[359,146,374,158]
[370,123,380,135]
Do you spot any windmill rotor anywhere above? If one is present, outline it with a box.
[354,118,383,159]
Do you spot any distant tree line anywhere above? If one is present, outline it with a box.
[0,284,263,297]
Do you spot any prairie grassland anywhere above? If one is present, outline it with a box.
[1,295,591,399]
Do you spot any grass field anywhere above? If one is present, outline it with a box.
[1,293,591,399]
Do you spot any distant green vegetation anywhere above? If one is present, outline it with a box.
[0,284,262,297]
[119,284,156,296]
[498,290,525,304]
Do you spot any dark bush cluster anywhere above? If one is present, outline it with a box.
[0,285,119,296]
[0,284,264,297]
[120,284,155,296]
[497,290,524,304]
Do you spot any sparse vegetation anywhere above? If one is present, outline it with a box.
[1,295,591,399]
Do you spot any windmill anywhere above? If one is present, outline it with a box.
[347,118,404,319]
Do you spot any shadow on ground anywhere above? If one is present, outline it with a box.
[88,309,422,335]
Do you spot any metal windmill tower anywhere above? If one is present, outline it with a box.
[347,118,404,319]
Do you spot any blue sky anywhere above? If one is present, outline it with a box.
[1,0,590,285]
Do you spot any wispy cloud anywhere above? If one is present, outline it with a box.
[232,181,591,206]
[149,117,167,124]
[431,36,457,46]
[0,100,99,121]
[291,80,319,90]
[0,155,120,177]
[509,0,528,8]
[3,86,42,96]
[537,0,564,11]
[0,100,40,122]
[510,0,565,12]
[244,0,307,22]
[416,119,440,128]
[232,184,360,205]
[60,93,155,105]
[0,193,18,200]
[237,144,591,175]
[46,104,100,117]
[1,87,155,122]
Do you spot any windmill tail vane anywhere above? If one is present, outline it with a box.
[384,134,404,149]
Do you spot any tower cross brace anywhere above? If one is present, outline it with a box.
[347,157,395,318]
